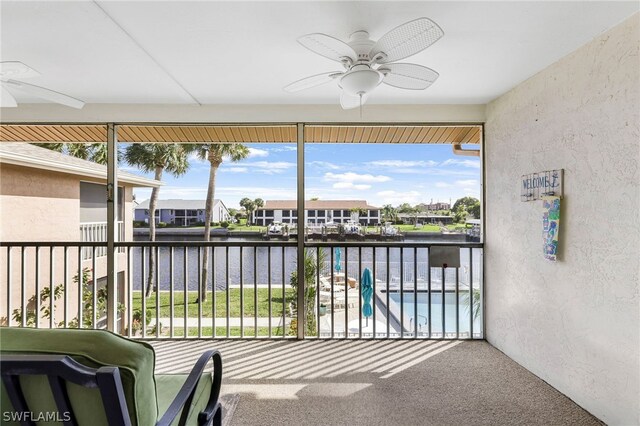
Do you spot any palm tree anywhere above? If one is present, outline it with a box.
[382,204,397,223]
[254,198,264,223]
[124,143,193,297]
[239,198,256,226]
[240,198,263,226]
[195,144,250,302]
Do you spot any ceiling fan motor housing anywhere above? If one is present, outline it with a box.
[348,30,376,63]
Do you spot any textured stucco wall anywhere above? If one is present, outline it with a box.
[0,164,81,241]
[0,163,135,326]
[485,14,639,425]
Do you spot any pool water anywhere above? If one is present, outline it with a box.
[388,292,481,337]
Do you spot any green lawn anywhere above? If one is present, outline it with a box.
[222,218,266,232]
[224,224,266,232]
[132,288,296,318]
[397,224,443,232]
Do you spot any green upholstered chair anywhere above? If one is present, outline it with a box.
[0,328,222,426]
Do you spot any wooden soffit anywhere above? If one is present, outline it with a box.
[0,124,480,144]
[304,125,481,144]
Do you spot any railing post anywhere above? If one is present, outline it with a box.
[106,123,118,332]
[296,123,305,339]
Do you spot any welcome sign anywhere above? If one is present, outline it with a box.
[521,169,563,201]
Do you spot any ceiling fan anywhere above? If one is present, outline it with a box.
[0,61,85,109]
[284,17,444,110]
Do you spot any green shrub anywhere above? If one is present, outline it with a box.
[13,268,124,329]
[133,221,147,228]
[129,307,153,335]
[220,221,230,228]
[157,222,168,228]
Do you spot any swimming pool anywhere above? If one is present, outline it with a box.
[387,292,481,337]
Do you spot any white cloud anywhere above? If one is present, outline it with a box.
[269,145,297,152]
[435,182,451,188]
[376,190,421,205]
[248,161,295,169]
[324,172,391,183]
[226,161,295,175]
[332,182,371,190]
[223,167,249,173]
[368,160,438,168]
[406,168,478,177]
[309,161,342,170]
[247,148,269,158]
[441,159,481,168]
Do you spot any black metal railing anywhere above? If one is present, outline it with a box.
[0,241,483,340]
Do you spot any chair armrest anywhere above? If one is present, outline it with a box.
[156,350,223,426]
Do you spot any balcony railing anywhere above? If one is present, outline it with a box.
[80,221,124,260]
[0,241,483,340]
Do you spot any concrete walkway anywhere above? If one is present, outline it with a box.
[149,317,289,327]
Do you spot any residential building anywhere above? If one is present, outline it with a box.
[416,201,451,211]
[253,200,381,226]
[134,199,230,226]
[0,142,160,328]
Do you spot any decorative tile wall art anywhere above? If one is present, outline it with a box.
[521,169,563,201]
[542,196,561,261]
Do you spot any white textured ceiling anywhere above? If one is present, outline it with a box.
[1,1,637,106]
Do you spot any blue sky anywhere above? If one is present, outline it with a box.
[129,143,480,209]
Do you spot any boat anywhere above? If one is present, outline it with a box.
[265,221,289,240]
[379,222,404,241]
[343,220,364,240]
[380,222,399,236]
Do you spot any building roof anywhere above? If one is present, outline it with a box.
[0,142,161,188]
[136,199,224,210]
[397,213,454,219]
[416,202,451,208]
[262,200,379,210]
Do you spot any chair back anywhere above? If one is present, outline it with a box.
[1,354,130,426]
[0,328,158,426]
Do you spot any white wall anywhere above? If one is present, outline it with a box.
[0,103,484,124]
[485,14,639,425]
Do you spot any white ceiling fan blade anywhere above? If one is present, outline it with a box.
[3,79,84,109]
[370,18,444,64]
[298,33,357,64]
[0,85,18,107]
[284,71,344,93]
[340,92,368,110]
[0,61,40,80]
[380,63,439,90]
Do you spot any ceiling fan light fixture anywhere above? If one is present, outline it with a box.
[338,65,383,96]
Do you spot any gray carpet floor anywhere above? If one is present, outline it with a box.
[151,340,602,426]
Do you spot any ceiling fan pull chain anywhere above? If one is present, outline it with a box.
[359,93,363,118]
